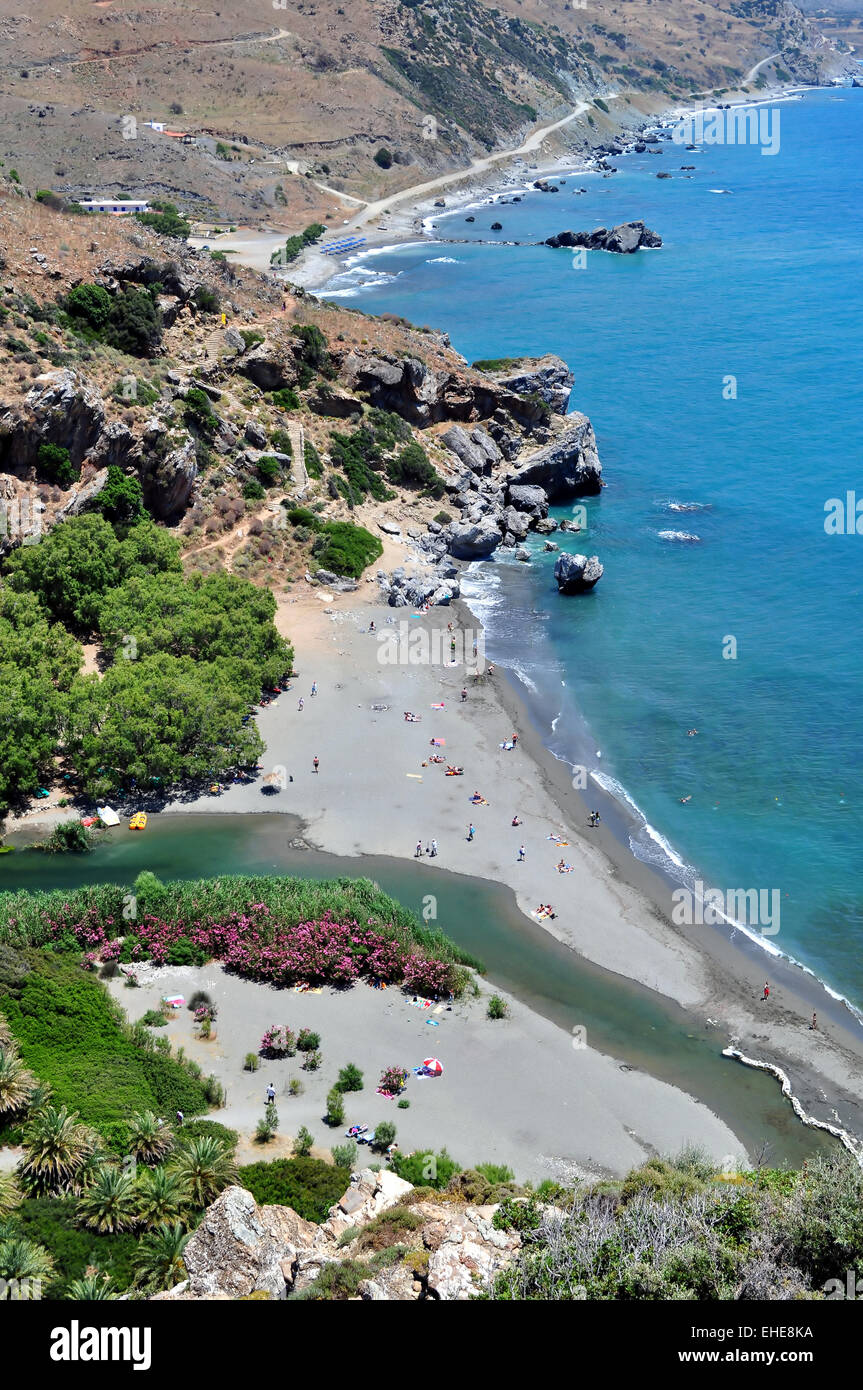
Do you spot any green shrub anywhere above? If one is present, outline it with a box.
[304,440,322,479]
[192,285,220,315]
[331,1142,356,1169]
[37,442,78,488]
[487,994,508,1020]
[41,821,93,855]
[296,1029,320,1052]
[386,442,444,498]
[391,1148,460,1190]
[134,201,191,240]
[270,386,300,411]
[240,1157,350,1222]
[244,1052,260,1072]
[336,1063,363,1094]
[243,479,266,501]
[257,455,283,485]
[374,148,393,169]
[324,1088,345,1127]
[314,521,382,578]
[177,1119,238,1150]
[140,1010,167,1028]
[294,1127,314,1158]
[371,1120,396,1152]
[96,467,145,525]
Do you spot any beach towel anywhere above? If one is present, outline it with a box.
[500,741,514,751]
[410,997,433,1009]
[431,738,445,746]
[431,702,445,710]
[426,1019,440,1026]
[406,773,423,780]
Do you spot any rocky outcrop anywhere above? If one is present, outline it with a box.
[545,221,662,254]
[136,421,198,520]
[57,468,109,520]
[483,355,574,415]
[446,518,502,560]
[441,424,500,474]
[343,351,553,431]
[554,552,604,593]
[507,413,601,500]
[507,483,548,518]
[152,1173,522,1302]
[0,370,106,473]
[237,340,298,392]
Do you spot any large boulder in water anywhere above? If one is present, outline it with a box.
[545,221,662,254]
[554,552,603,593]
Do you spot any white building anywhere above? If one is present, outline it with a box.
[77,198,151,216]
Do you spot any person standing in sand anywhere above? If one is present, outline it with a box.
[810,1012,817,1030]
[298,696,304,712]
[518,845,526,861]
[430,839,438,857]
[761,982,770,1001]
[313,756,319,774]
[467,823,475,842]
[415,839,423,859]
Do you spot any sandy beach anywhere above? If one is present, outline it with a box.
[141,575,863,1170]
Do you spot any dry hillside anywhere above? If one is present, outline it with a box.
[0,0,852,226]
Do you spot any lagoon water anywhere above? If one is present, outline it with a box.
[324,88,863,1009]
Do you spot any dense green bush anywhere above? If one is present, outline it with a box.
[269,386,300,411]
[314,521,382,578]
[134,201,191,240]
[240,1157,350,1223]
[386,442,444,498]
[37,442,78,487]
[95,466,145,525]
[391,1148,461,1190]
[12,1197,138,1298]
[0,952,209,1132]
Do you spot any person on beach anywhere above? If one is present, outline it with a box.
[311,681,317,697]
[761,982,770,1001]
[415,839,423,859]
[512,813,521,827]
[810,1012,817,1030]
[557,859,565,872]
[511,732,518,747]
[518,845,526,862]
[313,756,319,774]
[369,621,376,633]
[298,697,304,712]
[467,823,475,841]
[430,839,438,857]
[266,1084,276,1105]
[461,687,467,702]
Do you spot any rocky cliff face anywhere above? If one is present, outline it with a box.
[152,1172,523,1302]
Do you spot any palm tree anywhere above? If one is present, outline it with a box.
[65,1273,119,1300]
[133,1221,190,1291]
[18,1105,98,1195]
[76,1163,138,1234]
[0,1047,35,1117]
[135,1165,187,1228]
[25,1080,54,1116]
[0,1172,22,1220]
[170,1135,238,1208]
[0,1235,54,1283]
[128,1111,175,1166]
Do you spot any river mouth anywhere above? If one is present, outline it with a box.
[1,810,835,1167]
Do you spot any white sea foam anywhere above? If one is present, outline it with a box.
[657,529,701,543]
[662,500,713,513]
[425,257,460,264]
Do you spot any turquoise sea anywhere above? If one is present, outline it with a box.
[323,88,863,1008]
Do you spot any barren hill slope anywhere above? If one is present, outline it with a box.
[0,0,851,224]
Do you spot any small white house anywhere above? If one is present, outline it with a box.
[77,198,150,216]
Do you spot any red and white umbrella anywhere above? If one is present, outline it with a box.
[423,1057,443,1076]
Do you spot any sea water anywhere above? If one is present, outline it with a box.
[323,88,863,1008]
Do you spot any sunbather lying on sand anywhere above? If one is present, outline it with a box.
[446,766,464,776]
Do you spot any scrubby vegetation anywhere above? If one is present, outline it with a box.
[285,507,383,578]
[490,1148,863,1301]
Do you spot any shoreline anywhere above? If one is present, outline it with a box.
[11,577,863,1165]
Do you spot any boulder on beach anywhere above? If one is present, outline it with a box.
[554,552,603,594]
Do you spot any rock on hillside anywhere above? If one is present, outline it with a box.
[152,1173,522,1301]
